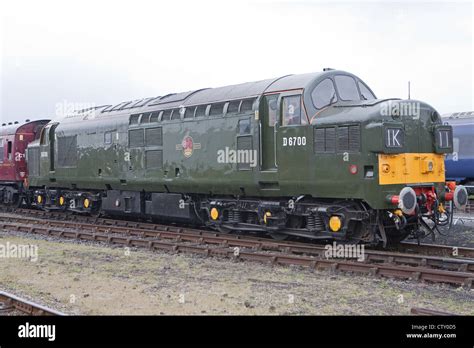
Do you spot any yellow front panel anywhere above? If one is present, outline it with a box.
[378,153,445,185]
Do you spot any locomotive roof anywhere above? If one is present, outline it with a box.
[58,70,364,124]
[0,119,50,137]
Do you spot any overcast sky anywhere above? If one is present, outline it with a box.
[0,0,472,123]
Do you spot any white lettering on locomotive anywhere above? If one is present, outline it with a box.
[387,129,401,147]
[282,136,306,147]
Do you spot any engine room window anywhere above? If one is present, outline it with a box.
[311,78,337,109]
[210,103,225,117]
[140,113,151,123]
[238,118,251,134]
[195,105,208,118]
[184,107,195,119]
[282,95,302,126]
[170,109,182,120]
[150,111,160,122]
[104,132,113,145]
[358,81,376,100]
[227,101,239,115]
[240,99,255,113]
[334,75,360,101]
[161,109,172,121]
[129,114,140,125]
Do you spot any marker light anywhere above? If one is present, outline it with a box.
[329,216,342,232]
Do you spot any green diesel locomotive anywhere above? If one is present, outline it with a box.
[26,69,468,245]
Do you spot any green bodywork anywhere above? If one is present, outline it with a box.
[28,70,449,210]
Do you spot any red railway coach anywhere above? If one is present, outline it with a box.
[0,119,50,205]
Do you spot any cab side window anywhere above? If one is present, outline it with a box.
[40,127,48,145]
[282,95,302,126]
[311,78,337,109]
[267,95,278,126]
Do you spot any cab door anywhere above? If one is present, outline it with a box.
[38,123,58,176]
[260,94,279,171]
[275,92,311,186]
[39,125,51,176]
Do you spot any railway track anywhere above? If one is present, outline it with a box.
[1,211,474,288]
[5,206,474,258]
[465,199,473,214]
[0,290,64,316]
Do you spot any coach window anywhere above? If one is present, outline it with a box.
[334,75,360,101]
[282,95,302,126]
[0,139,3,163]
[7,141,12,161]
[311,78,337,110]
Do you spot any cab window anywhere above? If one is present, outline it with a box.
[358,81,376,100]
[267,95,278,126]
[334,75,360,101]
[40,126,49,145]
[282,95,302,126]
[311,79,337,109]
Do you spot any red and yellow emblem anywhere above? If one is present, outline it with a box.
[176,135,201,158]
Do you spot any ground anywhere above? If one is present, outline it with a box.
[1,231,473,315]
[418,214,474,248]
